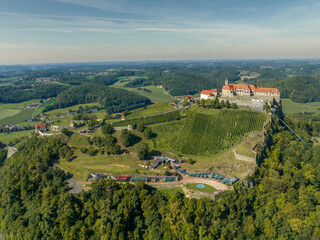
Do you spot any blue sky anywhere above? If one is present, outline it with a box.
[0,0,320,64]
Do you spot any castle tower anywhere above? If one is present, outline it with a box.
[225,78,229,85]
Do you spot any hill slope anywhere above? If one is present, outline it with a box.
[172,109,267,156]
[44,84,152,113]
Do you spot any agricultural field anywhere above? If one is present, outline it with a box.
[112,110,183,127]
[150,110,265,179]
[111,79,174,102]
[0,99,39,121]
[281,98,320,114]
[33,98,56,117]
[0,108,34,126]
[171,109,267,156]
[133,86,174,103]
[183,132,262,179]
[126,103,174,119]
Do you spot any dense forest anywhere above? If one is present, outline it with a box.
[0,116,320,239]
[125,72,223,96]
[44,84,152,113]
[0,84,68,103]
[247,76,320,103]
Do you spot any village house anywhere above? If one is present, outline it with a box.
[35,123,48,133]
[200,89,218,100]
[184,95,193,103]
[35,77,52,83]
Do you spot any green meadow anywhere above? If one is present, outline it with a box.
[282,98,320,114]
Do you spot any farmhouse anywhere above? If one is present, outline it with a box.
[35,123,48,133]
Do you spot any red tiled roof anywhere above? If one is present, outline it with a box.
[35,123,46,129]
[223,84,258,92]
[171,101,176,105]
[200,90,213,95]
[254,88,280,93]
[249,85,258,90]
[201,89,217,95]
[121,114,126,119]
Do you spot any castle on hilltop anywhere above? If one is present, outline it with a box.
[201,79,280,101]
[200,79,280,109]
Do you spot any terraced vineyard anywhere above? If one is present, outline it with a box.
[172,110,267,156]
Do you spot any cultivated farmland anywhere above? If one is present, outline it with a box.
[172,109,267,156]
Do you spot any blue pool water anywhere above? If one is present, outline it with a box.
[197,184,205,189]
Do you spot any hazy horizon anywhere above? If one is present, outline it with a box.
[1,0,320,64]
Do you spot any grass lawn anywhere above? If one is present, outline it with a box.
[282,98,320,115]
[0,130,34,144]
[127,103,174,119]
[68,133,90,146]
[58,149,157,181]
[185,183,217,193]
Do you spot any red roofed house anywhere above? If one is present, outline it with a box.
[200,89,218,100]
[184,95,193,102]
[35,123,48,133]
[121,114,126,121]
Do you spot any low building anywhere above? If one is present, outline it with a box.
[200,89,218,100]
[121,114,126,121]
[35,123,47,133]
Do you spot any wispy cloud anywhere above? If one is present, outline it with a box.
[0,42,84,50]
[54,0,127,12]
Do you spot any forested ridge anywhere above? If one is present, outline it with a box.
[125,72,224,96]
[0,84,68,103]
[246,75,320,103]
[44,84,152,113]
[0,116,320,239]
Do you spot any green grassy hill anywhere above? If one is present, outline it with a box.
[171,109,267,156]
